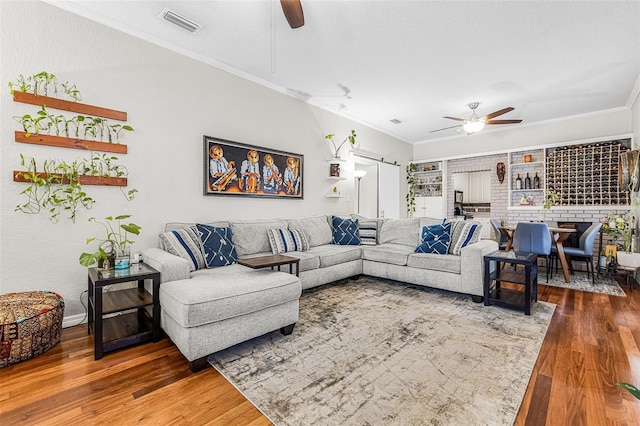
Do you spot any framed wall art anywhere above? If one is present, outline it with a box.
[203,135,303,199]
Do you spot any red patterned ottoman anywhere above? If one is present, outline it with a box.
[0,290,64,368]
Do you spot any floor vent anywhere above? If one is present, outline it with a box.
[158,8,203,34]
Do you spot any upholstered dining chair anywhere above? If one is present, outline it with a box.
[512,222,553,282]
[551,222,602,284]
[490,219,508,250]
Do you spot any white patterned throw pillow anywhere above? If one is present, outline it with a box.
[159,226,206,271]
[449,221,482,255]
[267,228,310,254]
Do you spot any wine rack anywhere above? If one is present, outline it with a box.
[545,139,631,206]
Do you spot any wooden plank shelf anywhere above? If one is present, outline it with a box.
[13,91,127,121]
[15,131,127,154]
[13,171,127,187]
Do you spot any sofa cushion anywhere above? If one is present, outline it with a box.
[362,243,415,266]
[307,245,363,268]
[267,228,309,254]
[415,222,452,255]
[159,226,206,271]
[351,214,380,246]
[331,216,361,245]
[163,265,301,327]
[287,216,332,247]
[378,218,421,247]
[229,219,289,256]
[449,220,482,255]
[407,252,462,274]
[196,224,238,267]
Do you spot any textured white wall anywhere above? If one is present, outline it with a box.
[0,1,411,319]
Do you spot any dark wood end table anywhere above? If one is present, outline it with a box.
[483,250,538,315]
[237,254,300,276]
[87,263,161,360]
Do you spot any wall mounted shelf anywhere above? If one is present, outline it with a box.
[13,171,127,187]
[13,91,127,121]
[15,131,127,154]
[325,176,346,181]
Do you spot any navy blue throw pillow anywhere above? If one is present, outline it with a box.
[331,216,361,245]
[415,222,452,255]
[196,224,238,267]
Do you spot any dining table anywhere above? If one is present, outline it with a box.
[501,224,577,283]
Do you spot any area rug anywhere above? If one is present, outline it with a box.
[209,277,555,426]
[536,268,626,297]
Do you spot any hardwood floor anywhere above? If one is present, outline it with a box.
[1,277,639,425]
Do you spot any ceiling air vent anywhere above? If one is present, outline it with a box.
[158,8,203,34]
[390,118,402,124]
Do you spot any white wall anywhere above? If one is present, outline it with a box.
[0,1,411,319]
[413,109,633,160]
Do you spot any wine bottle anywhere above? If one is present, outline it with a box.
[533,172,540,189]
[516,174,522,190]
[525,172,531,189]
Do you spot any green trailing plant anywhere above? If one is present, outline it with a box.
[109,123,134,143]
[616,382,640,400]
[9,71,82,102]
[15,154,94,223]
[542,190,559,221]
[602,210,635,253]
[406,163,418,217]
[325,129,356,158]
[79,215,141,267]
[14,107,134,144]
[15,152,137,223]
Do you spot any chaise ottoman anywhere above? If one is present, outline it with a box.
[0,290,65,368]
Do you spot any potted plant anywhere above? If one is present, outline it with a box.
[602,211,640,268]
[325,130,356,159]
[79,215,141,269]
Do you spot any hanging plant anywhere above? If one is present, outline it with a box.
[406,163,418,217]
[15,152,137,223]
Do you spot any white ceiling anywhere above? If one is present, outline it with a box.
[47,0,640,144]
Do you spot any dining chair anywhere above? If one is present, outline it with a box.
[551,222,602,284]
[490,219,508,250]
[513,222,553,282]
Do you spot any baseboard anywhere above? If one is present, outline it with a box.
[63,313,87,328]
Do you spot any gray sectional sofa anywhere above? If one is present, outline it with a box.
[142,215,497,371]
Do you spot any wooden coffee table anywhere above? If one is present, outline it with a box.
[237,254,300,276]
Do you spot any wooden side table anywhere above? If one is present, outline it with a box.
[87,263,161,360]
[484,250,538,315]
[237,254,300,276]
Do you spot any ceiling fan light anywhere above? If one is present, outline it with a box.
[463,120,485,134]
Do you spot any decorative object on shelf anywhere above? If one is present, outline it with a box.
[519,194,533,205]
[524,154,533,163]
[496,162,505,184]
[524,172,532,189]
[620,149,640,192]
[79,215,141,268]
[533,172,540,189]
[332,186,340,196]
[324,130,356,159]
[406,163,418,217]
[515,173,522,190]
[203,135,303,199]
[330,163,340,177]
[354,170,367,214]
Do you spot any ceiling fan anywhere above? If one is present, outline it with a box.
[280,0,305,28]
[430,102,522,135]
